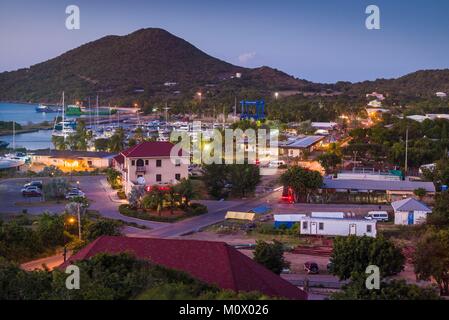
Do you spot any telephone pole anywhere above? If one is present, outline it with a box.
[404,126,409,175]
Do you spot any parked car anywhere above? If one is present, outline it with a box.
[304,261,319,274]
[65,190,85,200]
[23,180,43,189]
[22,186,42,197]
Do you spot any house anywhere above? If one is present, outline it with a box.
[30,149,115,171]
[113,141,189,194]
[392,198,432,225]
[279,135,325,158]
[321,177,435,203]
[297,216,377,237]
[61,236,307,300]
[436,92,447,98]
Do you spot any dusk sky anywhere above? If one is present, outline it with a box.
[1,0,449,83]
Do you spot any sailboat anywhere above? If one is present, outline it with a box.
[52,92,76,138]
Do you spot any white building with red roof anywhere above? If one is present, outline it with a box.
[113,141,188,194]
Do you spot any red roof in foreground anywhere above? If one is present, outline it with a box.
[113,154,124,165]
[61,236,307,300]
[121,141,178,158]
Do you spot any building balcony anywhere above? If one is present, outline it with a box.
[136,165,146,173]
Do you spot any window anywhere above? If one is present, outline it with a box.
[87,160,93,166]
[131,160,135,166]
[145,160,149,165]
[156,160,162,167]
[302,222,308,229]
[156,174,162,182]
[367,225,372,233]
[175,159,181,167]
[319,222,324,230]
[175,173,181,181]
[136,159,144,166]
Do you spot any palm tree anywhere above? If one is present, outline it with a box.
[173,178,196,205]
[142,186,165,216]
[109,127,125,152]
[52,136,68,151]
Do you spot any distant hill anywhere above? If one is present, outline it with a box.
[0,28,448,105]
[0,28,307,103]
[336,69,449,98]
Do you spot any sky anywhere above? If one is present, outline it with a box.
[0,0,449,83]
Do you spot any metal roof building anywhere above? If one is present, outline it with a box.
[322,178,435,193]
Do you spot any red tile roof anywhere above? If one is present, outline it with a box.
[121,141,179,158]
[61,236,307,300]
[113,154,124,165]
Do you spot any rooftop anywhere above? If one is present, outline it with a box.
[280,135,324,149]
[61,236,307,300]
[322,177,436,193]
[121,141,182,158]
[391,198,432,212]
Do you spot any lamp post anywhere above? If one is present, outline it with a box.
[197,92,202,103]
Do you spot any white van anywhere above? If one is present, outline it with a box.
[268,160,286,168]
[365,211,389,222]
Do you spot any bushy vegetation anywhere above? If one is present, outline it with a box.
[253,240,290,275]
[0,253,268,300]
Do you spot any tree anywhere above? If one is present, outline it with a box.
[427,191,449,226]
[227,164,260,198]
[94,138,109,151]
[109,127,126,152]
[142,186,165,215]
[51,136,68,151]
[414,228,449,295]
[127,186,146,209]
[173,178,196,205]
[253,240,289,275]
[330,236,405,280]
[0,258,53,300]
[105,168,122,189]
[331,273,440,300]
[279,166,323,203]
[317,152,342,173]
[36,213,65,247]
[85,220,121,242]
[202,164,228,199]
[413,188,427,200]
[43,178,70,200]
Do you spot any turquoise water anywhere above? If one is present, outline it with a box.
[1,129,53,150]
[0,102,55,150]
[0,102,58,125]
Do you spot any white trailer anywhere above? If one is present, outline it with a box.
[298,217,377,238]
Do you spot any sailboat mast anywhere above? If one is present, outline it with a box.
[12,121,15,150]
[62,91,65,141]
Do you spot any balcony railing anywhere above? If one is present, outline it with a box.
[136,165,146,173]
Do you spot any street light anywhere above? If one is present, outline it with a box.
[197,92,202,103]
[274,92,279,100]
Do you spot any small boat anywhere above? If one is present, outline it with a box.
[4,152,31,163]
[54,120,77,131]
[36,104,61,113]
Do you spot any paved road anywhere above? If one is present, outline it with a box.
[21,252,69,271]
[0,176,166,229]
